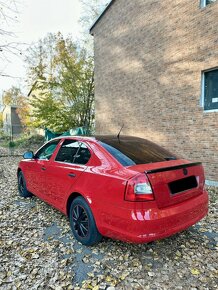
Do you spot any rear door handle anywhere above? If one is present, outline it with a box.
[41,167,46,171]
[68,173,76,178]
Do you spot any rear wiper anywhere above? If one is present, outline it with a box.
[165,157,177,161]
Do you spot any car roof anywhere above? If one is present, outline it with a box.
[52,135,146,143]
[50,135,176,164]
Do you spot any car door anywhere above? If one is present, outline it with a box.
[25,139,60,199]
[44,139,92,212]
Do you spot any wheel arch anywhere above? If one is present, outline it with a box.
[66,192,85,217]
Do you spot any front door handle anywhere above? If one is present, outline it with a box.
[41,167,46,171]
[68,173,76,178]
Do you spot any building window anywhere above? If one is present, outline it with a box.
[201,0,217,8]
[202,69,218,111]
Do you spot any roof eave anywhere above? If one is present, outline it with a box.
[89,0,115,35]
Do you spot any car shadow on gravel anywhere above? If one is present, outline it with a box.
[43,222,104,284]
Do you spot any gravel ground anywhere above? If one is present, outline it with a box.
[0,154,217,290]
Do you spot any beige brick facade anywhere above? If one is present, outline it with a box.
[91,0,218,183]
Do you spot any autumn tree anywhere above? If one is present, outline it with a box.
[26,33,94,132]
[2,86,22,105]
[25,1,108,132]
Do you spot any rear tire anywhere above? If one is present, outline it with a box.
[69,196,102,246]
[18,171,32,198]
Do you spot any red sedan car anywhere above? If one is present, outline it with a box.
[17,135,208,246]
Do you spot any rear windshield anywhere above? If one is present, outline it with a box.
[98,136,177,166]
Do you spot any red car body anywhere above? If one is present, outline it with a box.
[17,136,208,244]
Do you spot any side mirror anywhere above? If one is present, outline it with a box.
[23,151,34,159]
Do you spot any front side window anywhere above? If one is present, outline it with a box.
[35,140,60,160]
[55,140,81,163]
[201,0,217,7]
[55,140,91,165]
[202,69,218,111]
[74,143,91,165]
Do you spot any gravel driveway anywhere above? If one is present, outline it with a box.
[0,155,217,290]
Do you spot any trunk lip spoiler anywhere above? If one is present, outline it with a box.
[145,162,202,174]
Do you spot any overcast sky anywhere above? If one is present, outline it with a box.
[0,0,84,95]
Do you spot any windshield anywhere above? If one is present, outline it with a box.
[98,136,177,166]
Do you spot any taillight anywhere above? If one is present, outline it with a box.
[125,173,154,202]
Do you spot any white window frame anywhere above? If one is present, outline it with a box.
[201,68,218,113]
[201,0,207,7]
[201,0,217,8]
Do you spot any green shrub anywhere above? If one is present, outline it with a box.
[8,141,16,148]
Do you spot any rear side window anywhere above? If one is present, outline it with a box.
[98,137,177,166]
[55,140,91,165]
[100,142,136,166]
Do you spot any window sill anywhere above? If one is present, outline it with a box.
[203,109,218,113]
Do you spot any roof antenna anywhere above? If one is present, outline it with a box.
[117,124,124,144]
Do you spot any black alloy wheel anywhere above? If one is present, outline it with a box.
[18,174,24,194]
[69,196,102,246]
[18,171,32,198]
[72,204,89,238]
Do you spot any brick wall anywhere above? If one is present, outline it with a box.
[91,0,218,182]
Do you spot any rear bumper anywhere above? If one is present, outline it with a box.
[99,189,209,243]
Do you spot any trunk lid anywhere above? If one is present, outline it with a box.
[128,160,205,208]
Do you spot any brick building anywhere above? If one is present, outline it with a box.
[90,0,218,185]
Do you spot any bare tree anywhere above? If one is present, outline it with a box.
[0,0,23,77]
[79,0,109,54]
[80,0,108,30]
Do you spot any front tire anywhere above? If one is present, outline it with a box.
[18,171,32,198]
[69,196,102,246]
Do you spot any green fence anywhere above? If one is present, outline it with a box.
[45,127,90,141]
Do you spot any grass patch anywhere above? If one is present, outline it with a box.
[0,134,45,149]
